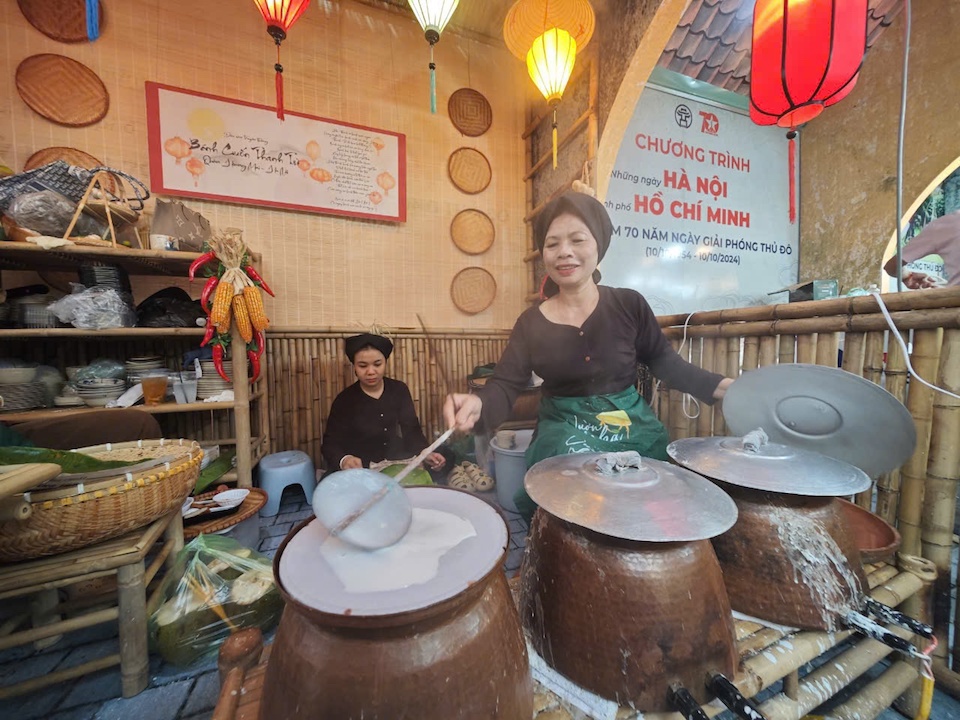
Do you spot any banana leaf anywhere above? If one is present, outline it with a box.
[0,446,137,473]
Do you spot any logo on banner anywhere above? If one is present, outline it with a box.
[699,111,720,135]
[674,104,692,128]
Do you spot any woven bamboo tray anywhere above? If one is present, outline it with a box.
[448,88,493,137]
[448,148,491,194]
[25,147,103,172]
[0,439,202,562]
[17,0,104,43]
[451,267,497,314]
[16,54,110,127]
[450,209,495,255]
[183,488,267,540]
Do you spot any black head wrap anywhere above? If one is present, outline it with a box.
[533,191,613,297]
[344,333,393,362]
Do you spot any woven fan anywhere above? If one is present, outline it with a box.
[448,148,491,195]
[451,267,497,314]
[16,54,109,127]
[450,209,495,255]
[18,0,104,43]
[448,88,493,137]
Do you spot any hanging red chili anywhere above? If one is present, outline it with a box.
[200,318,216,347]
[244,265,275,297]
[188,251,218,281]
[248,349,261,383]
[253,330,266,358]
[212,344,231,383]
[200,275,219,314]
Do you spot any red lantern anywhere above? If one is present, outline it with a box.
[749,0,867,222]
[253,0,311,121]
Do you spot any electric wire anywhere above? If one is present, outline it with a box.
[894,0,912,293]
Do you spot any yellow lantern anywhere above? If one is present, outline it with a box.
[504,0,595,169]
[527,28,576,168]
[407,0,461,113]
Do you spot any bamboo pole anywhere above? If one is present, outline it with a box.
[899,328,943,555]
[815,331,839,367]
[778,335,796,365]
[795,334,816,364]
[877,331,909,524]
[913,337,960,667]
[758,336,778,368]
[741,336,759,374]
[697,338,715,438]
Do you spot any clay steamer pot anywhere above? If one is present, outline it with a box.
[260,487,533,720]
[520,453,740,712]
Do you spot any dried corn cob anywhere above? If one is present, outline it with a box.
[232,294,254,343]
[243,285,270,331]
[211,280,235,334]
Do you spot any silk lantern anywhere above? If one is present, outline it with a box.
[252,0,312,121]
[750,0,868,222]
[504,0,595,169]
[407,0,460,113]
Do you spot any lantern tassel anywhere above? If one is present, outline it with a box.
[85,0,100,41]
[429,45,437,114]
[787,130,797,224]
[552,108,558,170]
[274,45,285,121]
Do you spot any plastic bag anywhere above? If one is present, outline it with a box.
[74,358,126,383]
[6,190,104,237]
[149,535,283,666]
[47,284,136,329]
[136,288,205,328]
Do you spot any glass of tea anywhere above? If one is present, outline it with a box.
[141,371,169,406]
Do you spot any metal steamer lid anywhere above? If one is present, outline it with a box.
[722,363,916,479]
[667,432,873,497]
[278,487,508,617]
[523,452,738,542]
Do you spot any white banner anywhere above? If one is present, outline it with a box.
[601,86,799,315]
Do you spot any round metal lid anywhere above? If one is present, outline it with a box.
[722,364,916,479]
[279,487,507,617]
[524,452,738,542]
[668,434,872,496]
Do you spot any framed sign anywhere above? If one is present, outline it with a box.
[145,82,406,222]
[602,85,799,315]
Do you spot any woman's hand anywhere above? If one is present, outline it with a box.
[424,452,446,471]
[340,455,363,470]
[443,393,483,433]
[712,377,735,401]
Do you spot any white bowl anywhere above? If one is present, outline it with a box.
[213,488,250,509]
[0,366,38,384]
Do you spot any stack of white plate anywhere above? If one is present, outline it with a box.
[125,356,165,386]
[0,381,46,412]
[198,360,233,399]
[75,378,126,407]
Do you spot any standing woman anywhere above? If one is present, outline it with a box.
[322,333,446,474]
[443,191,732,515]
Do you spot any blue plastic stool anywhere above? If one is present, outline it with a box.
[257,450,317,517]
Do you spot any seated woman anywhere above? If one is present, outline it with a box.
[321,333,447,476]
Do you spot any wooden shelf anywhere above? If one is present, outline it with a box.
[0,327,205,338]
[0,242,203,276]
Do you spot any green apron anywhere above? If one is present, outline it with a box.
[514,386,669,520]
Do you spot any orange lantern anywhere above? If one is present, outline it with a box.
[252,0,312,121]
[750,0,868,223]
[503,0,595,169]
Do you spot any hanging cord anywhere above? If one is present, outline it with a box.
[652,312,702,419]
[870,287,960,401]
[894,0,912,292]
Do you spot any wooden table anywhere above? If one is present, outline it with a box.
[209,558,935,720]
[0,511,183,699]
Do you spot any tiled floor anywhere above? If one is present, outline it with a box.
[1,484,958,720]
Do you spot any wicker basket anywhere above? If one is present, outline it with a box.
[0,439,202,562]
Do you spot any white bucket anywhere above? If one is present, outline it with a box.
[490,429,534,512]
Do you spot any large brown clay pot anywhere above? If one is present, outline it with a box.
[711,484,867,631]
[520,508,737,711]
[261,489,533,720]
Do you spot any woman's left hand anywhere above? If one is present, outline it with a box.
[423,452,446,471]
[713,377,735,400]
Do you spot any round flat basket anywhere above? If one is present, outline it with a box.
[16,54,109,127]
[448,147,491,195]
[0,439,202,562]
[450,209,495,255]
[18,0,104,43]
[448,88,493,137]
[24,147,117,194]
[451,267,497,314]
[183,488,268,540]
